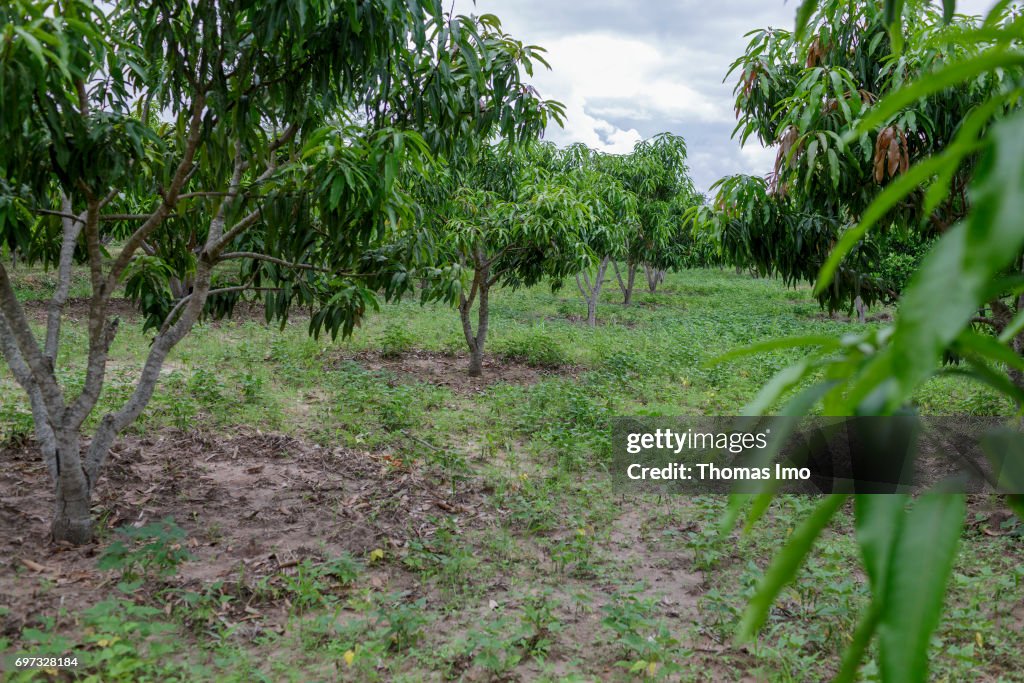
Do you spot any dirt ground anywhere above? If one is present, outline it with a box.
[0,429,490,641]
[3,431,1019,679]
[340,349,581,395]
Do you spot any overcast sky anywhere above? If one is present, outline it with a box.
[453,0,995,194]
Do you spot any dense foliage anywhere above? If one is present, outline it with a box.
[725,2,1024,682]
[0,0,562,542]
[699,0,1019,316]
[417,141,610,374]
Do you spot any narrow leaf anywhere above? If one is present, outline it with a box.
[878,494,966,683]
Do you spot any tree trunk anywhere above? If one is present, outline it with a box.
[624,264,636,305]
[577,257,609,327]
[459,256,491,377]
[169,274,194,299]
[0,113,269,545]
[468,340,484,376]
[854,295,867,324]
[1012,296,1024,391]
[992,293,1024,392]
[644,264,665,293]
[615,261,638,305]
[51,431,94,543]
[467,283,490,377]
[52,477,93,544]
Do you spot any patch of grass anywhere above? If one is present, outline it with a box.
[493,325,568,367]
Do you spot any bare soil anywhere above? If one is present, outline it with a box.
[339,349,581,395]
[20,297,141,323]
[0,429,489,639]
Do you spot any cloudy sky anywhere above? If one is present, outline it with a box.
[453,0,995,194]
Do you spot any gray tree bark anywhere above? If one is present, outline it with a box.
[44,195,84,363]
[0,110,278,544]
[644,264,665,293]
[614,261,638,306]
[576,256,610,327]
[459,244,491,377]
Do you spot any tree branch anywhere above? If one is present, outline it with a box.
[218,251,329,272]
[106,93,207,289]
[33,208,84,223]
[45,195,85,362]
[0,312,58,480]
[575,274,589,299]
[0,263,64,418]
[98,187,120,210]
[612,261,627,294]
[204,141,258,256]
[100,214,157,222]
[209,208,264,256]
[177,191,233,200]
[158,280,277,336]
[67,200,117,430]
[971,316,1000,329]
[85,257,215,482]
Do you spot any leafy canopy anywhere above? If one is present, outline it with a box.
[722,4,1024,683]
[701,0,1019,312]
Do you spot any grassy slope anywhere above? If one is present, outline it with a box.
[0,265,1021,681]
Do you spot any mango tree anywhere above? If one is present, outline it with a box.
[711,0,1013,319]
[424,141,601,374]
[607,133,696,304]
[556,144,635,327]
[724,2,1024,682]
[0,0,560,543]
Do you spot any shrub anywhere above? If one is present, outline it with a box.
[494,328,567,367]
[380,322,415,358]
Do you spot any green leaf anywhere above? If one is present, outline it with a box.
[743,357,814,416]
[981,429,1024,494]
[719,494,754,536]
[878,494,965,683]
[709,335,842,365]
[854,494,908,593]
[833,600,883,683]
[922,90,1021,216]
[859,111,1024,411]
[741,493,776,534]
[13,26,46,68]
[794,0,820,40]
[997,308,1024,344]
[815,154,948,294]
[859,51,1024,132]
[942,0,956,23]
[883,0,905,27]
[955,329,1024,374]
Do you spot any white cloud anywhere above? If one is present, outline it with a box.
[521,33,724,158]
[453,0,1004,192]
[451,0,797,190]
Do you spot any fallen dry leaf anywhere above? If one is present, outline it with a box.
[20,557,55,574]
